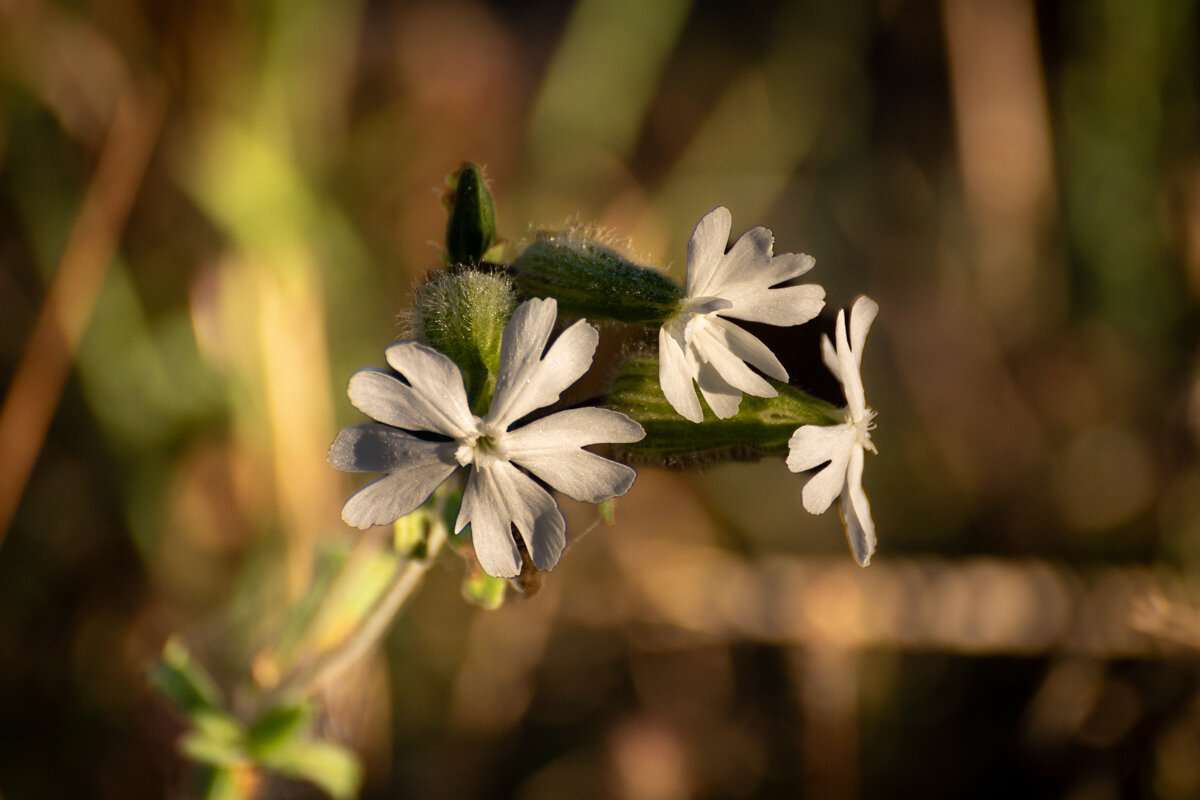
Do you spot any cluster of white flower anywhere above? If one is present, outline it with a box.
[660,208,878,566]
[330,203,878,577]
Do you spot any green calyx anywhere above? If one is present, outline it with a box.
[607,353,843,462]
[513,232,685,326]
[412,270,516,413]
[443,162,498,266]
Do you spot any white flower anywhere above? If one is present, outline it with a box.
[658,207,825,423]
[329,297,645,578]
[785,296,879,566]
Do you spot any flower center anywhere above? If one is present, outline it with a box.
[850,407,878,454]
[455,421,508,467]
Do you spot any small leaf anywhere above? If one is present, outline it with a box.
[148,637,224,716]
[246,702,312,758]
[180,711,247,767]
[262,739,363,800]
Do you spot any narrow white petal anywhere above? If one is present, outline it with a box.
[658,326,704,423]
[692,321,776,398]
[685,207,732,297]
[348,368,473,439]
[340,459,459,529]
[848,295,879,365]
[708,316,788,382]
[506,408,642,502]
[457,466,522,578]
[724,283,825,327]
[820,334,839,382]
[801,460,849,515]
[833,308,866,419]
[489,306,598,428]
[841,445,876,566]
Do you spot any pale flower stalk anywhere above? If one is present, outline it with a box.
[786,296,879,566]
[329,297,644,578]
[659,207,825,423]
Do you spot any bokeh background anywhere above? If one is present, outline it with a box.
[3,0,1200,797]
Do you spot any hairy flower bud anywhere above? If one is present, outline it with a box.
[412,270,516,412]
[607,353,841,462]
[513,232,684,325]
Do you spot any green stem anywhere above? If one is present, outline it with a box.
[266,499,450,703]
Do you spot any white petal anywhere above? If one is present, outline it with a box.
[505,408,642,502]
[787,423,855,514]
[658,325,704,423]
[328,422,455,473]
[833,307,866,418]
[841,445,876,566]
[702,224,774,297]
[457,466,522,578]
[820,334,839,382]
[694,360,745,419]
[685,207,732,297]
[488,302,598,428]
[338,452,459,530]
[707,316,788,383]
[848,295,879,365]
[691,320,776,399]
[724,282,825,327]
[458,461,566,576]
[348,367,473,439]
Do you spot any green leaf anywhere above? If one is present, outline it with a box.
[444,162,497,266]
[194,765,254,800]
[148,637,224,716]
[262,739,363,800]
[607,353,842,462]
[179,711,247,767]
[246,702,312,758]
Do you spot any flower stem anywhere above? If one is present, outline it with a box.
[267,502,450,703]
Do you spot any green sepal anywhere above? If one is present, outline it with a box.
[513,235,684,325]
[607,353,843,461]
[443,162,497,266]
[148,637,224,717]
[412,270,515,413]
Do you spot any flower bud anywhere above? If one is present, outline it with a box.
[607,353,842,462]
[412,270,516,412]
[443,162,498,265]
[514,232,684,325]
